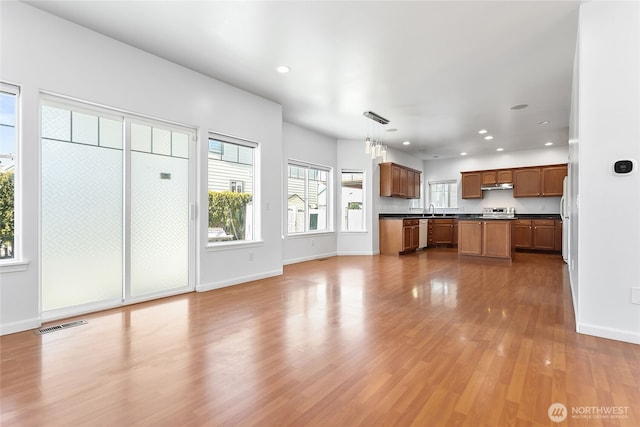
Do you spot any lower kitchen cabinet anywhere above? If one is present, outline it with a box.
[513,218,562,252]
[379,218,420,255]
[513,219,533,248]
[402,219,420,252]
[458,220,512,260]
[532,219,555,250]
[428,219,456,246]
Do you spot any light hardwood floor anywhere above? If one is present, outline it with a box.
[1,249,638,426]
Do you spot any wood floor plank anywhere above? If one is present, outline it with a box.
[1,250,639,426]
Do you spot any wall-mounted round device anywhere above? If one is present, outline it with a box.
[613,159,635,175]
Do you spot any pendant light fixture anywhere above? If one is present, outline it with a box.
[363,111,389,162]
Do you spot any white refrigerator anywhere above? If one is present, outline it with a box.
[560,177,569,263]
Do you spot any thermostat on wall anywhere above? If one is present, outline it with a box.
[613,159,635,175]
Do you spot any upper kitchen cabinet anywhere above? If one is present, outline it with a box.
[380,162,422,199]
[541,165,568,196]
[513,167,541,197]
[481,170,513,185]
[461,172,483,199]
[513,164,567,198]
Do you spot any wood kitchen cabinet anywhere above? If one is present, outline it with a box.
[379,218,420,254]
[513,218,562,252]
[406,169,420,198]
[541,165,568,196]
[380,162,421,199]
[512,219,533,248]
[458,220,512,260]
[428,219,456,246]
[533,219,555,250]
[461,172,482,199]
[554,220,563,251]
[513,167,541,197]
[458,221,482,255]
[480,170,513,185]
[402,219,420,252]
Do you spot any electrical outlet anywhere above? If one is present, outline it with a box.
[311,239,315,247]
[248,252,254,261]
[631,287,640,304]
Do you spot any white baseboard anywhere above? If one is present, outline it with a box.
[1,317,40,336]
[197,268,283,292]
[283,252,337,265]
[336,250,377,256]
[577,323,640,345]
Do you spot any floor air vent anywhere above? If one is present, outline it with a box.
[34,320,87,335]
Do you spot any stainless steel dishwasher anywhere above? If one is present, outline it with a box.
[419,218,428,248]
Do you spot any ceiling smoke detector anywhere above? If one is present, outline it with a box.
[363,111,390,125]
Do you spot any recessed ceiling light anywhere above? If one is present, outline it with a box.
[537,120,550,125]
[460,152,468,156]
[402,141,411,145]
[276,65,291,73]
[478,129,488,134]
[545,142,554,146]
[484,135,494,140]
[433,155,440,158]
[496,148,504,152]
[510,104,528,110]
[386,128,398,132]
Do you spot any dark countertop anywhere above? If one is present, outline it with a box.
[379,213,561,220]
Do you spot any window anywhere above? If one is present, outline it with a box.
[0,83,19,260]
[208,135,256,243]
[230,180,243,193]
[287,161,331,234]
[429,180,458,209]
[341,170,365,231]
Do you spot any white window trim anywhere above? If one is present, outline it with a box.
[207,132,260,246]
[0,82,21,266]
[287,159,333,236]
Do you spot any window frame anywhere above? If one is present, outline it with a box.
[0,82,23,269]
[287,159,332,235]
[207,132,259,247]
[340,169,366,232]
[428,179,459,209]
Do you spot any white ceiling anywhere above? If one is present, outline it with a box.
[24,0,582,160]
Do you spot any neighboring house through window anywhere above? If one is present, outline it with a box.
[287,161,331,234]
[208,135,256,243]
[341,170,365,231]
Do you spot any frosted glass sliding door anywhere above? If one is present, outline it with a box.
[129,123,190,297]
[41,105,123,311]
[41,99,194,316]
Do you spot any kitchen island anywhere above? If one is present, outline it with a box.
[457,219,514,262]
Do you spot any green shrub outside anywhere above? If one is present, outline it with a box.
[0,171,14,257]
[208,191,252,240]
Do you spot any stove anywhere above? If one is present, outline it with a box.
[482,207,515,219]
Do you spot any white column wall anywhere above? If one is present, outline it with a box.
[574,1,640,344]
[282,122,337,264]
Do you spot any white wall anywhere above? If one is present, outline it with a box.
[282,122,337,264]
[424,146,569,214]
[573,1,640,344]
[0,2,284,334]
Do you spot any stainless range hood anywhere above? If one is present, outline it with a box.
[481,183,514,191]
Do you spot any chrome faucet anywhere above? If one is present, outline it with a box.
[427,203,435,215]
